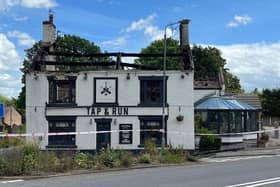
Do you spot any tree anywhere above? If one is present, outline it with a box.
[0,94,14,106]
[137,38,242,93]
[224,72,243,94]
[136,38,181,69]
[260,88,280,117]
[15,35,105,121]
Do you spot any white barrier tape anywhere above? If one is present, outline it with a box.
[0,128,278,138]
[0,129,164,138]
[196,128,278,136]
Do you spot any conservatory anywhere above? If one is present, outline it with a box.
[195,97,258,143]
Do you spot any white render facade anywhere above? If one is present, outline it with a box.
[26,70,195,150]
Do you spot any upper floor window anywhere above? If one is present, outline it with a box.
[48,76,76,104]
[139,76,167,106]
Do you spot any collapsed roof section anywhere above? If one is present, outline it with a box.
[30,14,194,72]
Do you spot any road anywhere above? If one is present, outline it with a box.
[1,156,280,187]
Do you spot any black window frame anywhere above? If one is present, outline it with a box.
[138,76,167,107]
[47,76,76,106]
[139,116,167,147]
[46,116,77,148]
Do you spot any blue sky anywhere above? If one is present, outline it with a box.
[0,0,279,97]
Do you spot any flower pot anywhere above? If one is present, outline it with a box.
[176,115,184,122]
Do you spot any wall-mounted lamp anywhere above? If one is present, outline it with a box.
[126,73,130,80]
[83,73,88,80]
[34,73,39,80]
[89,118,93,125]
[113,118,117,126]
[181,74,185,79]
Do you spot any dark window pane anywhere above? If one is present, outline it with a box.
[49,80,76,104]
[140,78,164,106]
[140,120,162,146]
[48,121,75,146]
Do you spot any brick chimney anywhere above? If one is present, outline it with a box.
[42,13,56,45]
[179,19,193,70]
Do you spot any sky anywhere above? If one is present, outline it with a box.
[0,0,279,98]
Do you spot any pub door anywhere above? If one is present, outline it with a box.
[96,119,111,151]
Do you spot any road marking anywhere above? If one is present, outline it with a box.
[202,155,280,163]
[225,177,280,187]
[1,179,24,184]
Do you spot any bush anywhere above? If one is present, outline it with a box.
[75,152,95,169]
[144,139,158,156]
[38,151,61,172]
[138,153,152,164]
[199,135,221,150]
[0,155,7,175]
[58,152,76,171]
[22,144,40,174]
[0,137,24,148]
[0,147,24,176]
[96,148,119,168]
[119,151,134,167]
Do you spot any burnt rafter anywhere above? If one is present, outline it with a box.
[34,60,160,70]
[47,51,182,58]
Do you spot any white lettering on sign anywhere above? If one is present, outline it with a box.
[87,107,129,116]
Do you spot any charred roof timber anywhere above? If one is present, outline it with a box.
[33,15,193,72]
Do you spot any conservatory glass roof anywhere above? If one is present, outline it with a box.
[195,97,256,110]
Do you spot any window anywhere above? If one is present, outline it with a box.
[48,76,76,104]
[139,116,166,147]
[47,117,76,148]
[139,77,166,106]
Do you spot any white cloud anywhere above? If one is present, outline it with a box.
[0,33,21,97]
[101,36,127,49]
[227,15,252,28]
[125,14,174,41]
[0,33,20,70]
[0,0,57,10]
[214,41,280,91]
[7,30,35,47]
[13,15,28,21]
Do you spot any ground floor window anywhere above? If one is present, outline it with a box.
[47,116,76,148]
[139,116,166,147]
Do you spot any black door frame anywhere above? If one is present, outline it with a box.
[95,118,112,151]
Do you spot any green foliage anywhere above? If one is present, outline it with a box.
[137,38,242,92]
[38,151,61,172]
[224,72,243,94]
[96,148,120,168]
[260,88,280,117]
[119,151,134,167]
[74,152,95,169]
[138,153,152,164]
[158,146,186,164]
[0,94,14,106]
[0,137,25,148]
[0,147,24,175]
[144,139,158,156]
[199,129,221,150]
[136,38,181,69]
[192,45,225,74]
[22,144,40,174]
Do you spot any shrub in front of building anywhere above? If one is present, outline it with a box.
[74,152,95,169]
[0,137,24,148]
[199,135,221,150]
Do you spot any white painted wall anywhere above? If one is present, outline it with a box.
[26,70,195,150]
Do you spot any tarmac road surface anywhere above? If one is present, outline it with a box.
[1,156,280,187]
